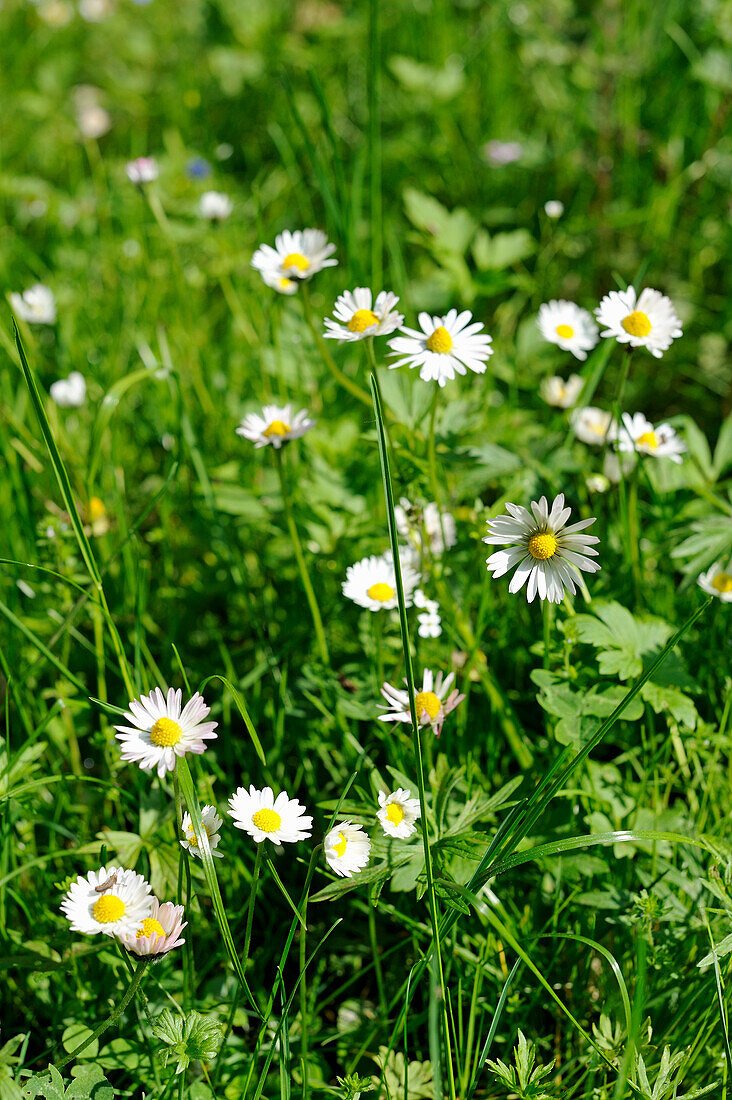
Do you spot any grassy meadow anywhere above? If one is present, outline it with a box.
[1,0,732,1097]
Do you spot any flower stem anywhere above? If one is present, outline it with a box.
[243,842,264,970]
[426,387,449,568]
[300,283,374,408]
[542,599,553,670]
[54,959,149,1070]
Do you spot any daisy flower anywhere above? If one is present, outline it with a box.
[126,157,158,184]
[570,406,615,446]
[114,687,218,779]
[615,412,685,463]
[10,284,56,325]
[324,822,371,878]
[228,785,312,845]
[537,301,599,361]
[342,554,420,612]
[61,865,153,938]
[323,288,404,341]
[198,191,233,221]
[50,371,86,408]
[377,789,421,839]
[379,668,465,737]
[119,897,187,957]
[260,270,299,296]
[539,374,584,409]
[388,309,493,387]
[698,562,732,603]
[236,404,315,449]
[251,228,337,288]
[484,494,600,604]
[595,286,682,358]
[180,805,224,859]
[395,499,457,556]
[414,589,442,639]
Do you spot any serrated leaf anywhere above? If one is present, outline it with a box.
[641,682,698,730]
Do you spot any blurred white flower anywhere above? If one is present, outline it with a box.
[595,286,682,358]
[586,473,611,494]
[10,284,56,325]
[236,404,315,449]
[544,200,564,218]
[377,788,421,839]
[388,310,493,387]
[199,191,233,221]
[343,554,420,612]
[539,374,584,409]
[571,406,615,446]
[37,0,74,25]
[323,288,403,342]
[537,301,599,361]
[324,821,370,877]
[74,86,112,139]
[126,157,159,184]
[251,229,337,289]
[395,499,456,556]
[484,140,523,165]
[615,412,685,463]
[50,371,86,408]
[78,0,113,21]
[697,562,732,603]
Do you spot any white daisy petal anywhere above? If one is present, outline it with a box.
[537,300,598,361]
[379,668,465,737]
[697,562,732,603]
[342,553,420,612]
[61,865,153,938]
[228,785,312,845]
[377,788,421,839]
[236,403,316,450]
[595,285,682,357]
[387,308,493,386]
[324,821,371,877]
[114,689,218,778]
[251,228,337,291]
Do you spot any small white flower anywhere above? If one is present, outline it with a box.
[484,140,523,165]
[228,785,313,845]
[342,554,420,612]
[198,191,233,221]
[377,788,421,839]
[379,669,464,737]
[417,610,442,638]
[539,374,584,409]
[586,474,611,494]
[571,406,615,446]
[236,404,315,449]
[118,896,187,957]
[323,288,404,342]
[698,562,732,603]
[50,371,86,408]
[615,412,685,463]
[595,286,682,358]
[180,805,223,859]
[324,821,371,877]
[537,301,599,362]
[259,271,299,296]
[114,687,218,779]
[251,228,337,288]
[77,104,112,139]
[388,310,493,388]
[395,499,456,556]
[602,450,635,484]
[126,157,159,184]
[10,284,56,325]
[544,200,564,218]
[484,493,600,604]
[61,865,153,938]
[78,0,113,22]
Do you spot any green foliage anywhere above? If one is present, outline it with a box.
[21,1066,113,1100]
[152,1010,223,1075]
[484,1031,555,1099]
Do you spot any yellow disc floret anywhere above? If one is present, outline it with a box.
[528,532,558,560]
[712,573,732,594]
[186,824,209,849]
[93,894,126,924]
[426,326,453,354]
[282,252,310,272]
[252,808,282,833]
[348,309,379,333]
[263,420,291,438]
[332,832,348,857]
[555,324,574,339]
[137,917,165,938]
[415,691,441,721]
[385,803,405,826]
[149,717,183,747]
[367,582,395,602]
[621,311,652,337]
[636,430,658,450]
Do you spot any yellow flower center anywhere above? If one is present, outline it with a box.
[621,310,652,337]
[186,824,210,849]
[385,803,405,825]
[263,419,291,438]
[282,252,310,272]
[149,717,183,747]
[332,831,348,857]
[555,324,574,339]
[348,308,379,333]
[89,496,106,521]
[278,277,295,292]
[367,582,394,602]
[92,895,126,924]
[426,326,453,354]
[528,532,558,560]
[636,430,658,450]
[137,917,165,938]
[712,573,732,594]
[252,808,282,833]
[415,691,441,721]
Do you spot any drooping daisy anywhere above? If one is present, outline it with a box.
[377,789,421,839]
[180,805,224,859]
[484,494,600,604]
[119,897,187,957]
[126,157,159,184]
[259,270,299,296]
[537,301,599,361]
[323,288,404,342]
[342,554,420,612]
[379,669,465,737]
[570,406,615,446]
[615,412,685,464]
[236,404,315,449]
[395,499,457,556]
[114,687,218,779]
[198,191,233,221]
[539,374,584,409]
[10,284,56,325]
[61,865,153,938]
[698,562,732,603]
[228,785,312,845]
[388,310,493,387]
[324,822,371,878]
[251,228,337,288]
[50,371,86,408]
[595,286,682,358]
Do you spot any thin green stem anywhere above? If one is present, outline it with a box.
[54,959,149,1070]
[300,890,309,1067]
[300,284,374,408]
[244,843,264,971]
[368,0,382,288]
[542,599,553,670]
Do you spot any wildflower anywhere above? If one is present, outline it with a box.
[10,284,56,325]
[198,191,233,221]
[49,371,86,408]
[78,0,113,21]
[342,554,420,612]
[395,499,457,556]
[537,301,599,361]
[388,310,493,387]
[228,786,312,845]
[126,157,159,185]
[379,669,465,736]
[698,562,732,603]
[323,288,403,342]
[119,897,187,957]
[235,404,315,449]
[484,493,600,604]
[180,805,223,859]
[544,200,564,218]
[377,789,421,839]
[61,865,152,938]
[484,140,523,165]
[324,822,371,877]
[186,157,211,179]
[414,590,442,638]
[114,687,218,779]
[586,474,611,494]
[615,412,685,464]
[251,228,337,289]
[595,286,682,358]
[260,271,299,295]
[539,374,584,409]
[74,87,112,139]
[571,406,615,446]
